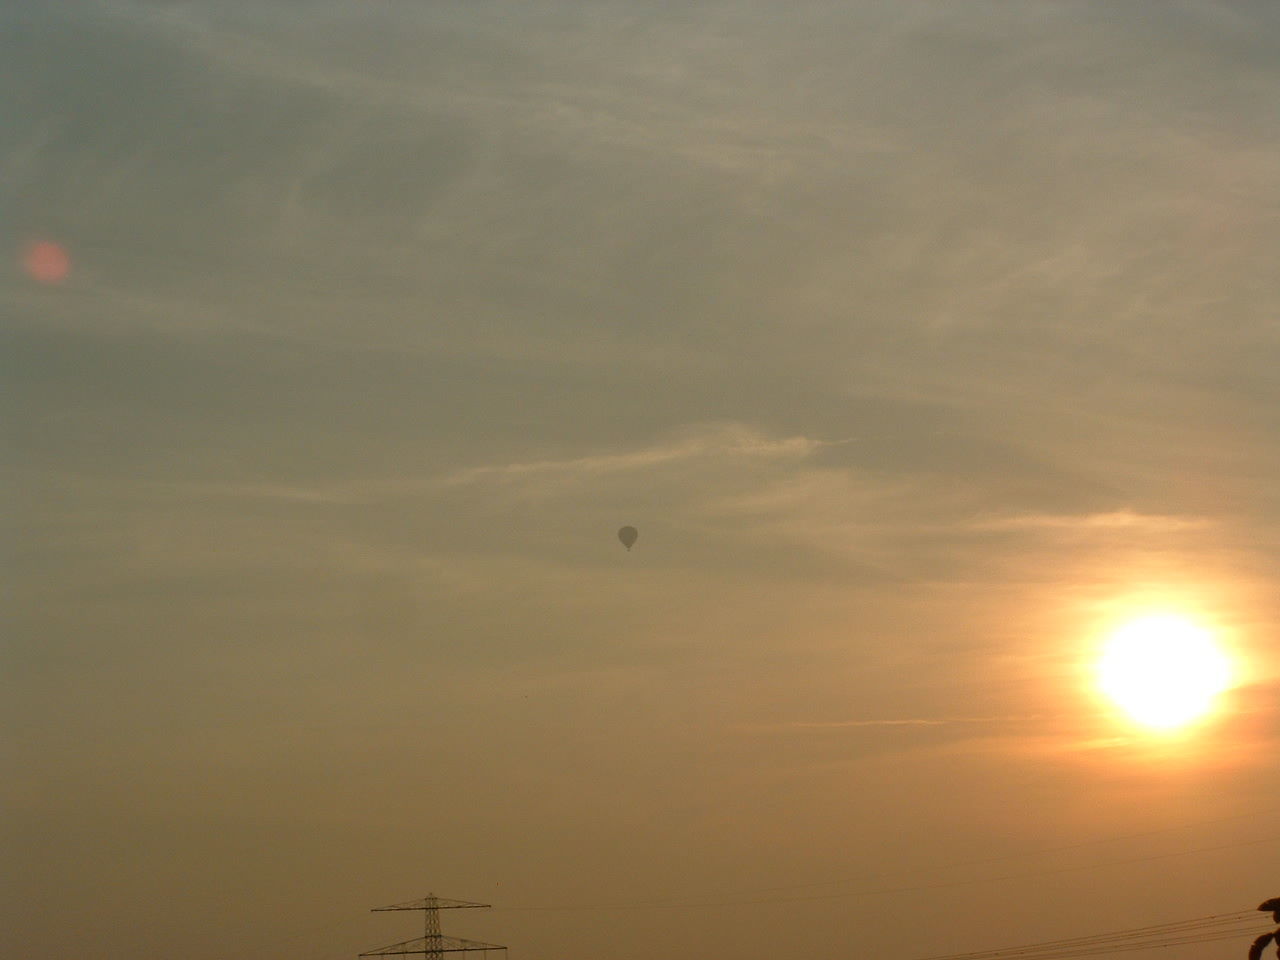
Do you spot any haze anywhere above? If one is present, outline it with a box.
[3,2,1278,959]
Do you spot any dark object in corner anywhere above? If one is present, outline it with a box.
[1248,898,1280,960]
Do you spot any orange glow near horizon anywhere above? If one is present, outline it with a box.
[1096,614,1233,732]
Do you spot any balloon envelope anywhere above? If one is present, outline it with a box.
[617,526,638,550]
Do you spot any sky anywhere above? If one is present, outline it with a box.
[3,1,1279,959]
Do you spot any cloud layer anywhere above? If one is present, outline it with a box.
[4,2,1278,960]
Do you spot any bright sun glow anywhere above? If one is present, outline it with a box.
[1097,615,1231,730]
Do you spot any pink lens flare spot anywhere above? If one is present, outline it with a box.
[22,240,71,284]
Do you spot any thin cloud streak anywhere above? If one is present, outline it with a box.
[445,424,824,485]
[739,715,1043,732]
[969,511,1213,532]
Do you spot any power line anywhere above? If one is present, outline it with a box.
[953,929,1260,960]
[909,910,1260,960]
[906,910,1269,960]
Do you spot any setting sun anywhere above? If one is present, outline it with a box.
[1097,615,1232,730]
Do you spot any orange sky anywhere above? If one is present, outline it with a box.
[3,2,1278,959]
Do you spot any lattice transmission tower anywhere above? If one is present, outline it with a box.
[360,894,506,960]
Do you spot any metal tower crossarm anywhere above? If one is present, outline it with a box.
[361,893,506,960]
[360,936,507,956]
[373,897,493,912]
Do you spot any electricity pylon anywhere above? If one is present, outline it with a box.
[360,894,507,960]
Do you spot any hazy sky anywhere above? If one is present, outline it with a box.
[3,2,1278,959]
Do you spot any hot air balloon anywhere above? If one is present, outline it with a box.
[617,526,638,551]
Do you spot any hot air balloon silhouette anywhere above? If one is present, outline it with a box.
[617,526,638,551]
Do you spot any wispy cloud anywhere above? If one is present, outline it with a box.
[739,715,1038,732]
[969,510,1213,533]
[445,423,823,485]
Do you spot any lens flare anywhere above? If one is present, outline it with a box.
[22,240,71,284]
